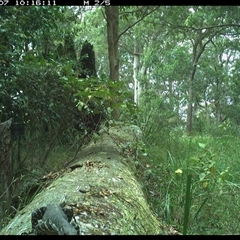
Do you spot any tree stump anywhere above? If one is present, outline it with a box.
[0,119,13,221]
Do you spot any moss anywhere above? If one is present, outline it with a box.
[0,125,162,235]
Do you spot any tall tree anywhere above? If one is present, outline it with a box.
[105,6,120,120]
[186,29,217,134]
[166,6,240,133]
[133,36,142,106]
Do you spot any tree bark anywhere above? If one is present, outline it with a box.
[0,124,163,235]
[133,37,142,106]
[186,65,195,134]
[105,6,120,120]
[0,119,13,219]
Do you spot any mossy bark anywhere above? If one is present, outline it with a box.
[0,124,162,235]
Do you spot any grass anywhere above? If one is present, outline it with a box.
[2,121,240,235]
[140,128,240,235]
[0,136,83,230]
[183,174,192,235]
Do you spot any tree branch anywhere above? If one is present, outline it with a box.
[166,21,240,32]
[119,6,146,16]
[115,6,160,46]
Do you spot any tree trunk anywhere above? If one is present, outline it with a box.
[133,37,142,106]
[0,119,13,219]
[0,124,163,235]
[186,30,215,134]
[186,66,195,134]
[105,6,120,120]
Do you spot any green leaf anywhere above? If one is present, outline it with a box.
[190,157,199,164]
[199,172,206,181]
[209,166,216,176]
[198,143,206,149]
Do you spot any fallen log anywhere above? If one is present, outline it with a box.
[0,124,162,235]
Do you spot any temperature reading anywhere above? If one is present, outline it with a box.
[0,0,9,5]
[94,0,110,5]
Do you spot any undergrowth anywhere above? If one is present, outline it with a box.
[141,127,240,235]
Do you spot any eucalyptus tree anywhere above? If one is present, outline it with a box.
[77,6,161,123]
[120,6,240,135]
[212,28,240,126]
[192,34,240,128]
[160,6,240,134]
[119,7,190,131]
[104,6,121,120]
[118,6,161,107]
[74,6,240,135]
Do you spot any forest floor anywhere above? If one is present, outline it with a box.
[139,130,240,235]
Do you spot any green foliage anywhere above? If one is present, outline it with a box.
[0,6,105,174]
[2,5,240,235]
[183,174,192,235]
[140,127,240,235]
[69,73,136,127]
[136,89,181,145]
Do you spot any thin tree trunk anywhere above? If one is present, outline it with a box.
[186,30,215,134]
[133,38,142,106]
[186,66,196,134]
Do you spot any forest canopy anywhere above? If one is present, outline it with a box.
[2,6,240,135]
